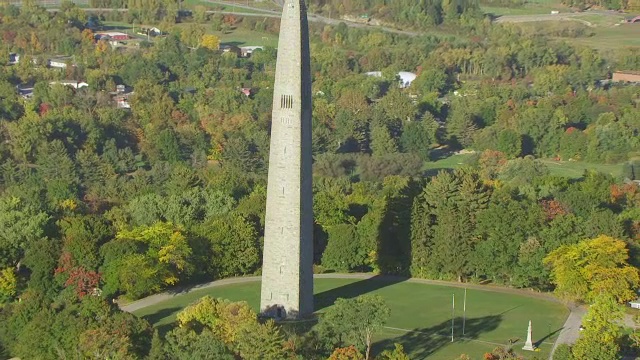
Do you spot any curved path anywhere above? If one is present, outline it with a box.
[119,272,580,359]
[120,273,564,313]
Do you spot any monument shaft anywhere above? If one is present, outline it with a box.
[260,0,313,319]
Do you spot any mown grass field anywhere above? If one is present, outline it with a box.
[181,0,279,12]
[214,28,278,47]
[132,278,568,360]
[539,159,624,178]
[424,153,624,179]
[482,3,568,16]
[568,23,640,51]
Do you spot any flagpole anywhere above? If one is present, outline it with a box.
[463,288,467,336]
[451,294,455,342]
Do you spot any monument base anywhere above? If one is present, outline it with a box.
[522,344,535,351]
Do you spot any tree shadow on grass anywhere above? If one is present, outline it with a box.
[141,307,181,327]
[102,25,131,31]
[314,275,407,311]
[221,41,247,47]
[423,167,455,177]
[374,315,503,358]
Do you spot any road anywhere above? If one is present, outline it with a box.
[45,1,419,37]
[46,1,619,38]
[203,0,421,37]
[549,304,586,359]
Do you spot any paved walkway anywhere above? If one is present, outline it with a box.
[120,273,587,360]
[120,273,564,313]
[549,304,586,359]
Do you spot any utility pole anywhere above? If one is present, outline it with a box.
[463,288,467,336]
[451,294,455,342]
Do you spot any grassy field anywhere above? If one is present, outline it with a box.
[482,3,569,16]
[133,278,568,359]
[567,23,640,50]
[539,159,623,178]
[423,153,474,175]
[522,11,640,51]
[424,153,624,179]
[482,0,570,16]
[181,0,279,12]
[165,22,279,47]
[215,28,278,47]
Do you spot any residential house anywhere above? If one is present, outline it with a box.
[365,71,417,88]
[50,80,89,89]
[626,15,640,23]
[95,32,129,41]
[221,44,242,57]
[612,71,640,83]
[16,84,33,100]
[48,56,74,69]
[8,53,19,65]
[240,46,264,58]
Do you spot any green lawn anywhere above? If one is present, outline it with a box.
[179,0,279,12]
[572,13,627,27]
[539,159,623,178]
[424,153,624,179]
[185,0,281,11]
[216,28,278,47]
[566,23,640,51]
[423,153,474,175]
[482,2,568,16]
[168,22,279,47]
[133,278,568,359]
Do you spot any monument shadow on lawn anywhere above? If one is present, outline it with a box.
[373,314,503,359]
[314,275,407,311]
[534,327,563,348]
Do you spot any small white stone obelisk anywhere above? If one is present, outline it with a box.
[523,320,535,351]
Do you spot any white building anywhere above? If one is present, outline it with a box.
[240,46,264,57]
[365,71,417,88]
[8,53,19,65]
[397,71,417,88]
[48,57,74,69]
[50,81,89,89]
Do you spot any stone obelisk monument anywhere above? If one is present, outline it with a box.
[259,0,313,319]
[523,320,535,351]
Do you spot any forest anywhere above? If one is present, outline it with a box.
[0,0,638,358]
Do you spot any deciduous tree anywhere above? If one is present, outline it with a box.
[315,294,390,360]
[544,235,640,303]
[572,294,623,360]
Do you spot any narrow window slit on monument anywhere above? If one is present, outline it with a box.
[280,95,293,109]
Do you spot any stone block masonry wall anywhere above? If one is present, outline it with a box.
[259,0,314,319]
